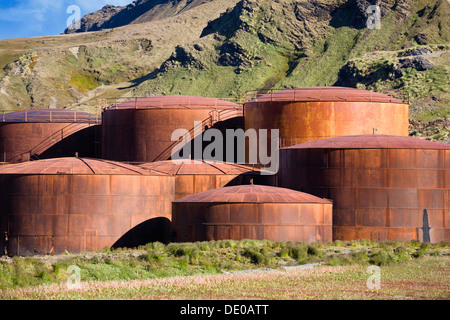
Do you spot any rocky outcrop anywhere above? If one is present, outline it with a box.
[65,5,124,33]
[64,0,215,34]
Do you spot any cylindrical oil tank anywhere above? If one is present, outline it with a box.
[101,95,242,163]
[172,184,332,243]
[138,160,276,200]
[278,135,450,243]
[0,157,174,256]
[0,109,101,163]
[244,87,409,148]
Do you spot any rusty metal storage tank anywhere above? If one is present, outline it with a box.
[0,109,101,163]
[0,157,174,256]
[172,184,332,243]
[278,135,450,243]
[138,160,276,200]
[244,87,409,148]
[101,95,242,163]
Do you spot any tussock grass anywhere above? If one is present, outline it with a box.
[0,239,448,292]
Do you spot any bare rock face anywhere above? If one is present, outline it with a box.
[65,4,124,34]
[64,0,216,34]
[397,56,435,71]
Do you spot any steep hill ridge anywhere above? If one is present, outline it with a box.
[0,0,448,136]
[64,0,217,34]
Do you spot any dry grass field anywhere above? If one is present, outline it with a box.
[0,240,448,300]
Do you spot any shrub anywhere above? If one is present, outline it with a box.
[438,241,449,248]
[413,248,425,258]
[394,246,410,263]
[325,255,353,266]
[167,243,197,257]
[333,240,344,247]
[351,249,368,263]
[34,265,55,283]
[408,240,421,247]
[197,242,211,251]
[428,250,441,257]
[242,247,272,265]
[218,240,237,249]
[189,249,200,264]
[146,242,165,251]
[139,252,163,263]
[307,245,320,257]
[369,249,398,266]
[278,248,290,259]
[290,245,308,262]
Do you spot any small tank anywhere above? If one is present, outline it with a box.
[0,157,174,256]
[172,184,332,243]
[0,109,100,163]
[101,95,242,162]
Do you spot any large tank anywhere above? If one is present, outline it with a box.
[244,87,409,148]
[101,95,242,163]
[172,184,332,243]
[278,135,450,243]
[0,157,174,256]
[0,109,100,163]
[138,160,276,200]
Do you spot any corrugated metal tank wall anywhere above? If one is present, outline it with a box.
[0,158,174,256]
[278,135,450,243]
[101,96,242,163]
[172,185,332,243]
[0,109,100,163]
[244,87,409,149]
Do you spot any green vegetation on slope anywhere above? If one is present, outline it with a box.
[0,0,448,128]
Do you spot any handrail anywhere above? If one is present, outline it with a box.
[151,108,243,162]
[6,122,98,163]
[152,117,212,162]
[242,87,409,104]
[0,109,101,123]
[99,96,243,111]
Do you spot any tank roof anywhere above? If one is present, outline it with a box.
[246,87,405,104]
[174,184,331,204]
[138,160,263,175]
[0,109,100,123]
[106,95,241,110]
[0,158,166,175]
[283,135,450,150]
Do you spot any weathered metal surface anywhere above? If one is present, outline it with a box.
[245,87,405,103]
[0,110,101,163]
[0,109,100,123]
[101,96,242,163]
[278,135,450,243]
[0,158,174,256]
[172,184,332,243]
[244,87,409,148]
[104,95,240,110]
[285,134,450,150]
[138,160,276,200]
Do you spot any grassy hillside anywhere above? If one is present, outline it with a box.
[0,0,240,113]
[130,0,449,122]
[0,0,448,125]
